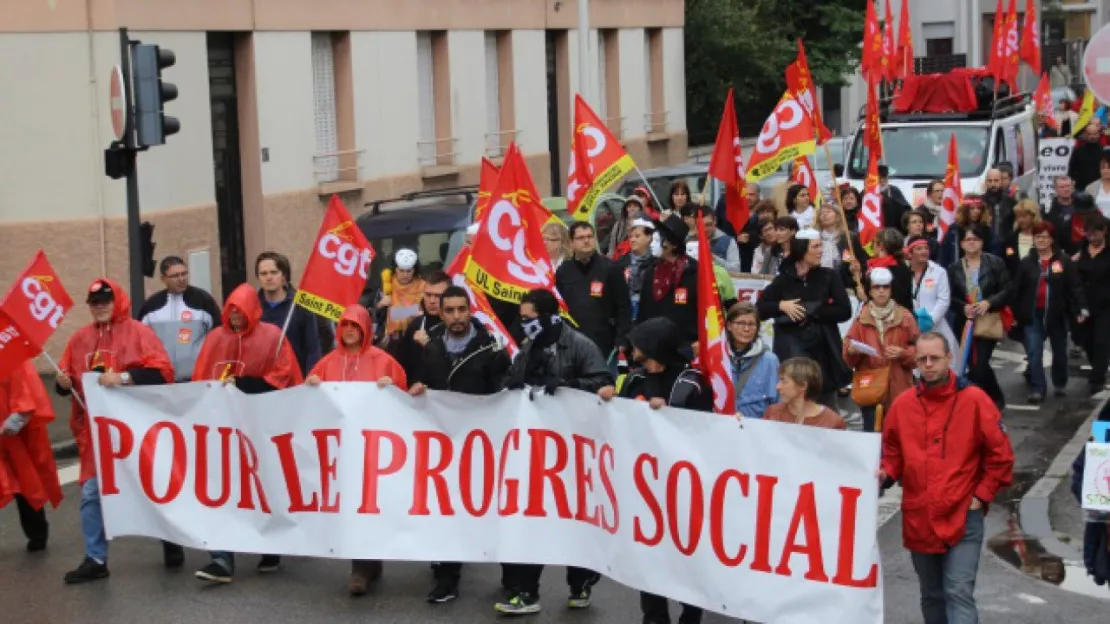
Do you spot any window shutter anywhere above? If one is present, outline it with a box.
[416,32,436,164]
[485,32,501,156]
[598,32,607,119]
[311,32,339,182]
[643,31,652,133]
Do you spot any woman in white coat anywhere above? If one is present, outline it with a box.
[907,236,959,368]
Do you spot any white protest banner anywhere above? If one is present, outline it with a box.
[1037,138,1072,211]
[1081,443,1110,512]
[85,379,883,624]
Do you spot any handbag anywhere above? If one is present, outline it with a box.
[972,311,1004,340]
[851,366,890,407]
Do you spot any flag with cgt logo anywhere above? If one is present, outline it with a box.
[695,217,735,415]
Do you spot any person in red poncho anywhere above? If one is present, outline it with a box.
[191,283,303,585]
[55,278,174,584]
[1,359,63,552]
[304,304,406,596]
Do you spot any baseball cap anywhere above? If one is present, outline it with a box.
[87,279,115,304]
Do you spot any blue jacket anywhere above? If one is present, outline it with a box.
[257,288,322,377]
[731,341,779,419]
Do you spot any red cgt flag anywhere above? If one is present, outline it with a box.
[861,0,883,84]
[792,156,822,208]
[896,0,914,79]
[939,134,962,239]
[745,92,817,182]
[294,195,376,321]
[567,94,635,222]
[695,217,735,415]
[999,0,1021,91]
[785,40,834,145]
[474,157,501,223]
[1020,0,1041,75]
[1034,73,1058,130]
[860,153,884,248]
[988,0,1005,82]
[707,87,749,233]
[881,0,897,82]
[864,82,884,163]
[0,250,73,377]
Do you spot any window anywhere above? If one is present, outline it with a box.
[485,32,500,156]
[645,28,664,134]
[484,31,514,157]
[925,38,953,57]
[311,32,339,181]
[416,32,436,165]
[599,29,620,138]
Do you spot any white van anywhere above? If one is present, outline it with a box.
[844,92,1038,207]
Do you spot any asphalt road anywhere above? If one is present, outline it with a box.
[3,340,1108,622]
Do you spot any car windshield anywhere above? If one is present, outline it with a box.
[812,140,844,171]
[847,125,990,180]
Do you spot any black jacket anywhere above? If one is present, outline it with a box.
[861,261,913,311]
[635,257,700,343]
[1048,194,1100,255]
[503,324,613,392]
[393,313,444,384]
[619,366,713,412]
[1012,250,1087,327]
[556,253,633,355]
[999,230,1026,277]
[257,288,321,377]
[1068,141,1104,190]
[1076,242,1110,312]
[882,189,912,235]
[947,253,1014,335]
[982,190,1017,238]
[422,320,510,395]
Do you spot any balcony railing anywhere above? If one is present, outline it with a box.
[644,110,668,135]
[484,129,520,159]
[417,137,459,167]
[312,148,365,183]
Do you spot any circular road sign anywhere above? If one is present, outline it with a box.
[110,65,126,141]
[1082,23,1110,104]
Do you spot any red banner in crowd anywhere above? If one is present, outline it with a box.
[864,83,884,163]
[792,156,823,209]
[896,0,914,80]
[785,40,834,146]
[940,134,962,239]
[695,218,735,415]
[1020,0,1041,75]
[294,195,376,321]
[861,0,883,84]
[707,87,750,233]
[1034,73,1057,130]
[474,157,502,223]
[567,95,636,221]
[0,250,73,377]
[746,92,817,182]
[881,0,896,83]
[860,154,884,248]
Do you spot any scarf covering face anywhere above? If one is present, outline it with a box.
[652,255,688,302]
[522,315,563,350]
[868,299,897,341]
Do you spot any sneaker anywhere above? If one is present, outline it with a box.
[1054,388,1067,398]
[1028,393,1044,404]
[257,555,281,573]
[427,579,459,603]
[567,572,602,609]
[163,542,185,569]
[494,591,541,615]
[64,557,109,584]
[26,538,47,552]
[195,562,232,584]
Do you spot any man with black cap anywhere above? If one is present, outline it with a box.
[598,316,712,624]
[55,278,174,583]
[636,214,699,344]
[495,288,612,616]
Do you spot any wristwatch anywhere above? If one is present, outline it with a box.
[120,372,132,386]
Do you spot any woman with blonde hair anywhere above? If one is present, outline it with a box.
[1001,198,1042,277]
[939,196,1000,268]
[542,221,571,270]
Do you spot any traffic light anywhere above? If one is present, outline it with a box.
[132,43,179,147]
[139,221,156,278]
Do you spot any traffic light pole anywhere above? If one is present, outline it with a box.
[119,27,145,314]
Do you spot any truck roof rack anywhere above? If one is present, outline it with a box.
[856,90,1032,124]
[364,185,478,215]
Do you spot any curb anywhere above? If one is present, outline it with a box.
[1016,394,1105,562]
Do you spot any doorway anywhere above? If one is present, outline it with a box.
[207,32,246,299]
[545,31,562,196]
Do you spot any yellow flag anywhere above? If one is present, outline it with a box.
[1073,89,1096,137]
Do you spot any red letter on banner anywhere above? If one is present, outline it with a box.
[667,461,705,556]
[359,430,407,514]
[749,474,779,572]
[237,431,272,513]
[710,469,749,567]
[774,483,829,582]
[497,429,521,515]
[138,422,187,504]
[633,453,664,546]
[460,430,495,516]
[314,429,341,514]
[410,431,455,516]
[598,443,619,535]
[194,425,234,508]
[572,434,600,527]
[272,432,319,513]
[832,486,879,588]
[93,417,134,496]
[523,429,572,519]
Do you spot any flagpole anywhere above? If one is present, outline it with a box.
[632,165,667,212]
[275,302,296,359]
[41,351,86,411]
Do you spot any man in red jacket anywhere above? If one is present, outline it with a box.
[880,331,1014,624]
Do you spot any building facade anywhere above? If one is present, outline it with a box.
[0,0,687,362]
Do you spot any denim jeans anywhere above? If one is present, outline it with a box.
[1023,311,1069,395]
[209,551,235,574]
[80,478,108,564]
[910,509,984,624]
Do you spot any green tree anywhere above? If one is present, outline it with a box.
[685,0,868,145]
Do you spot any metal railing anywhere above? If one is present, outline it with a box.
[484,129,520,158]
[604,115,625,141]
[914,53,967,75]
[644,110,668,135]
[417,137,459,167]
[313,148,365,183]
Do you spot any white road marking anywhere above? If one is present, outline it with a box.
[1007,405,1041,411]
[1016,593,1047,605]
[877,484,902,528]
[57,463,80,486]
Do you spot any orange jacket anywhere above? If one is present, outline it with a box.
[59,278,174,483]
[0,360,62,510]
[842,303,920,412]
[192,283,303,389]
[308,305,408,389]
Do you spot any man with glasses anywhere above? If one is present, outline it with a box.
[555,222,632,366]
[879,332,1014,624]
[137,256,222,568]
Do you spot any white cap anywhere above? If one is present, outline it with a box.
[869,267,893,286]
[685,240,699,260]
[466,223,480,236]
[629,218,655,232]
[394,248,418,270]
[795,228,820,240]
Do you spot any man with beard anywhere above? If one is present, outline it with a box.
[598,316,712,623]
[393,270,450,383]
[409,285,511,603]
[55,279,174,583]
[192,283,303,584]
[494,288,612,616]
[981,168,1017,237]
